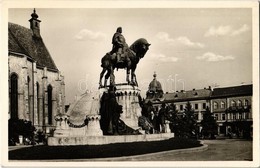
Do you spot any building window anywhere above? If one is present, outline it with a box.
[180,105,183,111]
[213,102,218,109]
[27,76,30,115]
[202,103,206,109]
[244,99,249,106]
[214,114,218,120]
[195,104,198,110]
[10,73,18,119]
[245,113,249,119]
[36,82,40,124]
[231,100,236,107]
[47,85,53,125]
[237,100,242,107]
[220,101,225,109]
[239,113,242,119]
[221,113,226,120]
[233,113,236,120]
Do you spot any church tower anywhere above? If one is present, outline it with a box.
[29,8,41,38]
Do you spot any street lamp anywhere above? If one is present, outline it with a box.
[174,74,179,92]
[167,75,174,92]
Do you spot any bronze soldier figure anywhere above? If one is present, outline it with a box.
[110,27,128,63]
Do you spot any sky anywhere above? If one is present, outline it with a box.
[8,8,252,104]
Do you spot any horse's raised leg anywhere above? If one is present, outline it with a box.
[99,68,106,88]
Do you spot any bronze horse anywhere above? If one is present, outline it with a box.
[99,38,150,87]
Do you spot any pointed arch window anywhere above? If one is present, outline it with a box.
[36,82,40,124]
[47,85,53,125]
[27,76,30,115]
[10,73,18,119]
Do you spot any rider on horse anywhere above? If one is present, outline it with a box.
[110,27,129,63]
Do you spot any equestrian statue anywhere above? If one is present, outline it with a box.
[99,27,150,88]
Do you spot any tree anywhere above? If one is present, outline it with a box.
[181,102,198,138]
[200,106,218,139]
[167,103,182,136]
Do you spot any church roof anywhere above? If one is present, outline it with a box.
[8,22,58,71]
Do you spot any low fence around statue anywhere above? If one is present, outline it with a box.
[48,133,174,146]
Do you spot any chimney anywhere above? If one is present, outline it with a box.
[29,8,41,38]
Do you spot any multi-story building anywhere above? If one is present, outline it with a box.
[210,85,252,138]
[145,74,253,138]
[8,9,66,133]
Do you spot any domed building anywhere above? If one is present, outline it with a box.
[146,72,164,100]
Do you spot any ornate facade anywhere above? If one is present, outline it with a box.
[8,9,65,133]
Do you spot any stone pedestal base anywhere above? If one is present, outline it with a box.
[48,133,174,146]
[114,84,142,129]
[85,114,103,136]
[53,113,70,137]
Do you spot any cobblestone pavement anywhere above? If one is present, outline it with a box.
[82,139,252,161]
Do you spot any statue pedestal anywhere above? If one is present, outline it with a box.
[53,113,70,137]
[85,114,103,136]
[115,84,142,129]
[165,120,171,133]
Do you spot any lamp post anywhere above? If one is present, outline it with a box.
[178,79,185,91]
[167,75,174,92]
[174,74,179,92]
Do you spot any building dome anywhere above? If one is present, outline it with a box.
[148,72,163,92]
[146,72,164,99]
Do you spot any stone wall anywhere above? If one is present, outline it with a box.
[8,54,65,132]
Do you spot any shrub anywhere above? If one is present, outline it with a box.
[8,118,36,145]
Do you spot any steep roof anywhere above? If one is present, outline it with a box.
[162,88,212,103]
[211,84,252,98]
[8,22,58,71]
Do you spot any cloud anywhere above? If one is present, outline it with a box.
[74,29,106,41]
[156,32,204,48]
[196,52,235,62]
[150,53,179,62]
[231,24,249,36]
[205,24,249,37]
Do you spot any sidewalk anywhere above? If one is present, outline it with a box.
[9,143,44,151]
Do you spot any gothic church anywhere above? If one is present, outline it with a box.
[8,9,66,133]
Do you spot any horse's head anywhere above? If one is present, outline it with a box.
[130,38,151,58]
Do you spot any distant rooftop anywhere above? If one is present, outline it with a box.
[211,84,252,98]
[162,88,212,103]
